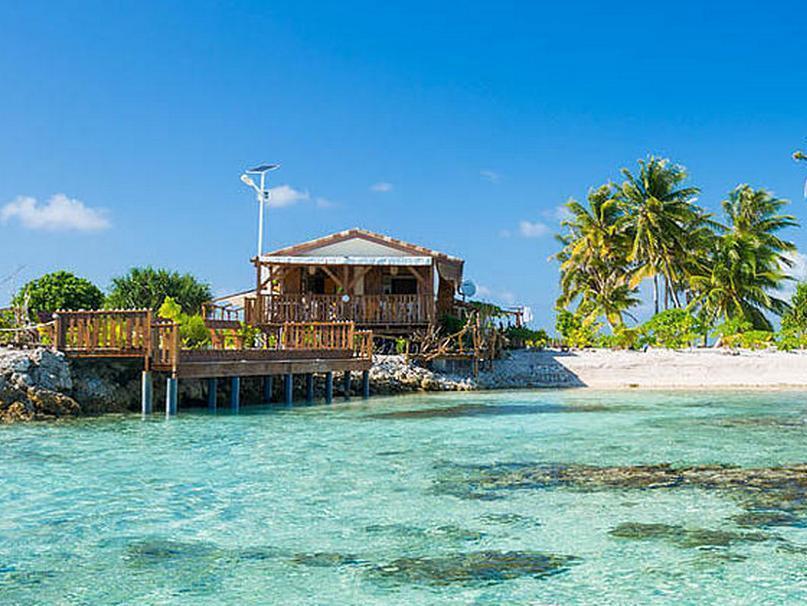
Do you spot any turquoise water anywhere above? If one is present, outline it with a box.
[1,390,806,605]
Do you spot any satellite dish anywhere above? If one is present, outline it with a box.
[458,280,476,298]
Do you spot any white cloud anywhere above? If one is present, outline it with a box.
[541,205,572,223]
[0,194,110,232]
[370,182,393,193]
[267,185,310,208]
[480,169,501,183]
[778,250,807,300]
[476,284,516,306]
[518,220,550,238]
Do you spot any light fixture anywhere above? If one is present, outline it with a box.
[240,163,281,258]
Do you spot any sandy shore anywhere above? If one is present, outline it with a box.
[486,348,807,390]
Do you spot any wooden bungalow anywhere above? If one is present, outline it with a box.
[240,228,464,334]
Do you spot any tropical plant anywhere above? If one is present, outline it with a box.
[158,295,211,349]
[555,309,600,348]
[616,156,705,314]
[690,187,796,330]
[781,283,807,334]
[639,309,701,349]
[555,184,639,328]
[13,271,104,318]
[107,267,211,315]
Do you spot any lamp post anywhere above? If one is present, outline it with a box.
[240,163,280,257]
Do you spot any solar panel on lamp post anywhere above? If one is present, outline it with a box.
[240,163,280,258]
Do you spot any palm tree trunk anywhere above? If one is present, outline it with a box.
[653,275,659,315]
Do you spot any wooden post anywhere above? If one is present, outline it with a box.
[325,371,334,404]
[342,370,351,401]
[141,371,153,415]
[230,377,240,411]
[362,369,370,399]
[284,373,294,405]
[263,376,274,403]
[165,376,178,417]
[207,378,217,411]
[305,373,314,403]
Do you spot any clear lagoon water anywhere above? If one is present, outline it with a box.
[1,389,806,605]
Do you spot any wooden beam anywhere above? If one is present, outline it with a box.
[320,265,344,291]
[348,266,371,291]
[405,265,429,289]
[176,357,371,379]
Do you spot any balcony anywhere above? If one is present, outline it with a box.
[246,293,435,326]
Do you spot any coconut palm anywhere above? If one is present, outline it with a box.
[617,156,702,313]
[689,186,797,330]
[555,184,638,327]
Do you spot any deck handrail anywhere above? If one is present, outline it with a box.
[52,310,371,369]
[250,293,434,325]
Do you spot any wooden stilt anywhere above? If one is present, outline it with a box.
[207,378,217,411]
[141,371,153,416]
[230,377,240,411]
[305,373,314,403]
[165,377,178,418]
[284,373,293,405]
[362,369,370,399]
[325,371,334,404]
[263,376,274,403]
[342,370,351,401]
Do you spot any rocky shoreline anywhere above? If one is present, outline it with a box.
[0,349,487,423]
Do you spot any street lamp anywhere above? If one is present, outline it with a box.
[241,163,280,257]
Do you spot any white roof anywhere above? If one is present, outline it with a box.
[258,255,433,266]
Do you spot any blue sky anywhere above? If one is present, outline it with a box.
[1,0,805,326]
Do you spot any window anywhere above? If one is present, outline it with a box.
[391,277,417,295]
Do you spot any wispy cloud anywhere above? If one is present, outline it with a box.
[778,250,807,300]
[541,205,572,223]
[518,220,550,238]
[480,169,501,183]
[315,197,335,209]
[267,185,310,208]
[370,182,393,193]
[477,284,516,306]
[1,194,110,232]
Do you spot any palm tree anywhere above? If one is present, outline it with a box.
[617,156,702,313]
[689,186,797,330]
[555,184,639,327]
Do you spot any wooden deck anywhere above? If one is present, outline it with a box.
[50,310,373,378]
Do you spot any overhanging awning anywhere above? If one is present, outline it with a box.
[259,255,433,266]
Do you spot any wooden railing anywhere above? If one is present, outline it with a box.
[150,320,179,372]
[249,293,434,326]
[202,302,244,323]
[354,329,374,359]
[281,321,354,351]
[53,309,153,356]
[52,310,372,368]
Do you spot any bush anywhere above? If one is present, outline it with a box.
[13,271,104,317]
[504,326,548,349]
[775,328,807,351]
[713,317,753,347]
[639,309,701,349]
[738,330,774,350]
[107,267,211,315]
[158,296,211,349]
[781,283,807,334]
[439,314,465,334]
[555,309,599,348]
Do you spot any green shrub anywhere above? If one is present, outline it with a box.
[555,309,599,348]
[13,271,104,317]
[639,309,700,349]
[158,295,211,349]
[439,314,464,334]
[738,330,774,350]
[775,328,807,351]
[107,267,211,315]
[504,326,548,349]
[713,317,753,347]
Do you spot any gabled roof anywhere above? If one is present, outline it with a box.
[264,228,463,263]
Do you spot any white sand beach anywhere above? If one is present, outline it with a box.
[486,349,807,390]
